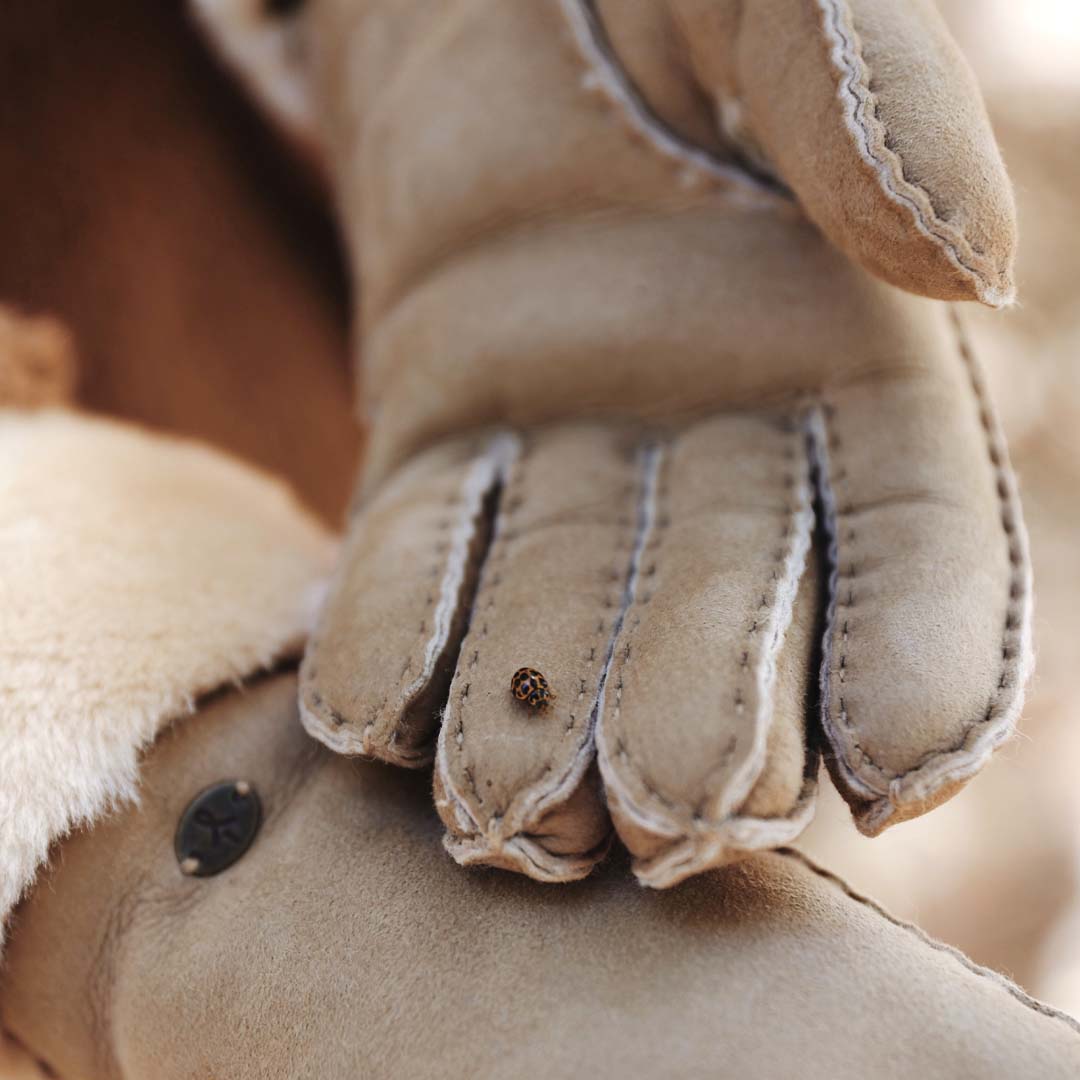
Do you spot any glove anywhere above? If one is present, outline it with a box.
[193,0,1031,887]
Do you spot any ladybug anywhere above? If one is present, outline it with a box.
[511,667,554,710]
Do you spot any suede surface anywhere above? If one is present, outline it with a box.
[0,3,1077,1055]
[188,0,1035,883]
[4,674,1080,1079]
[671,0,1018,305]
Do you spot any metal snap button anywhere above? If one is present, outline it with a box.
[175,780,262,877]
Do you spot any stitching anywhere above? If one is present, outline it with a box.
[354,506,450,741]
[444,825,610,884]
[555,0,787,210]
[447,441,532,814]
[813,318,1032,805]
[590,438,666,793]
[566,475,641,743]
[813,404,877,780]
[815,0,1009,305]
[632,773,818,889]
[781,848,1080,1039]
[301,435,516,761]
[603,441,674,821]
[598,418,814,836]
[382,434,519,737]
[396,447,498,715]
[729,435,797,787]
[610,426,796,825]
[439,438,650,854]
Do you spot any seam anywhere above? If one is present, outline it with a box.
[444,441,532,818]
[597,417,814,839]
[555,0,787,210]
[724,422,814,816]
[812,402,876,790]
[811,323,1032,812]
[590,438,666,804]
[387,433,519,741]
[436,438,544,843]
[437,438,652,861]
[300,434,517,763]
[444,827,611,884]
[815,0,1009,306]
[595,440,674,827]
[781,848,1080,1039]
[498,443,654,837]
[631,772,818,889]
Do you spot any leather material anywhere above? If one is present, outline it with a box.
[194,0,1030,885]
[3,675,1079,1079]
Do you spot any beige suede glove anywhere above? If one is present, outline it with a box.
[194,0,1031,887]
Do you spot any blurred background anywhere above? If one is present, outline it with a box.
[0,6,1077,1071]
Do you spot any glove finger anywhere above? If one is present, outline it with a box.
[435,424,648,882]
[669,0,1016,305]
[596,412,819,889]
[809,309,1032,835]
[301,432,517,766]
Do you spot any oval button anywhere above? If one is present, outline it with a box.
[174,780,262,877]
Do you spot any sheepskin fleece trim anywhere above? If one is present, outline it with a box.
[0,409,336,946]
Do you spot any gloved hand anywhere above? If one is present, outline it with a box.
[193,0,1031,887]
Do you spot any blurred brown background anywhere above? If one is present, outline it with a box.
[0,0,1077,1049]
[0,0,358,524]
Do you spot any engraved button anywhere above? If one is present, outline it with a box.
[175,780,262,877]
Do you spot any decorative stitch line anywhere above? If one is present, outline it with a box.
[782,848,1080,1039]
[598,418,814,836]
[448,440,532,815]
[300,435,517,763]
[815,0,1010,306]
[442,437,653,856]
[813,316,1031,810]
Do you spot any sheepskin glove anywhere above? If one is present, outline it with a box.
[200,0,1030,886]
